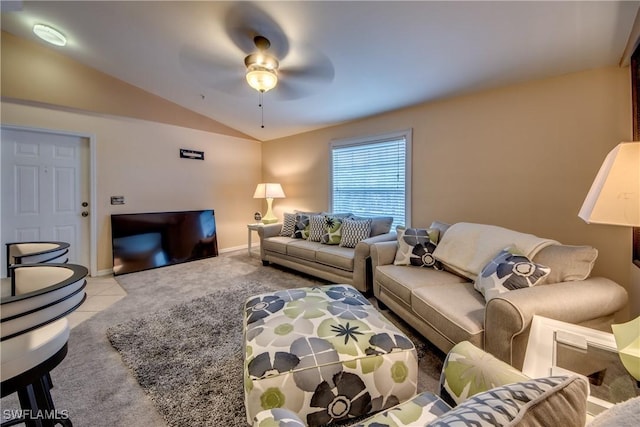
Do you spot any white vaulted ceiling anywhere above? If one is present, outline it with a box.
[1,1,638,141]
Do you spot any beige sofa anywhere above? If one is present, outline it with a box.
[257,216,396,293]
[371,221,629,369]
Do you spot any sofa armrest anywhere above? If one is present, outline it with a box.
[484,277,628,369]
[257,223,283,239]
[370,240,399,271]
[352,232,397,293]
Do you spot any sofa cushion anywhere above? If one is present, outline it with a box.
[474,248,551,301]
[532,244,598,283]
[394,227,441,269]
[351,216,393,237]
[412,283,485,348]
[280,213,297,237]
[263,236,295,255]
[286,240,324,262]
[429,376,588,427]
[376,265,468,306]
[315,245,355,271]
[340,218,372,248]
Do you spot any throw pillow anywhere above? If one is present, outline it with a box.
[321,216,344,245]
[474,248,551,301]
[292,214,312,239]
[339,218,372,248]
[307,215,326,242]
[280,212,297,237]
[532,244,598,283]
[429,376,588,427]
[394,226,442,269]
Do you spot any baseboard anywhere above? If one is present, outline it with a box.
[92,246,250,277]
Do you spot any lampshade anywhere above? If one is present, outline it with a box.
[253,183,285,199]
[246,66,278,93]
[578,142,640,226]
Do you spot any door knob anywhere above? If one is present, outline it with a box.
[82,211,89,217]
[82,202,89,207]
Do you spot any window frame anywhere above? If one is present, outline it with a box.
[328,128,412,228]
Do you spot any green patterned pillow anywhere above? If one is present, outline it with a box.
[474,247,551,302]
[321,216,344,245]
[394,226,441,269]
[440,341,529,406]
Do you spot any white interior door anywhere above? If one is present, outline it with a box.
[1,127,91,276]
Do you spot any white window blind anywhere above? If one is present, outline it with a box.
[330,130,411,229]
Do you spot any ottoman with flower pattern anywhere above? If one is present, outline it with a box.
[243,285,418,426]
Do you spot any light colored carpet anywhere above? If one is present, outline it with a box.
[1,251,443,426]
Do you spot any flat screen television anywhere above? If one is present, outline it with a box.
[111,210,218,275]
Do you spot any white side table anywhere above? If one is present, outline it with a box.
[523,315,639,417]
[247,223,263,257]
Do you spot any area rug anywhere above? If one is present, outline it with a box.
[106,281,431,427]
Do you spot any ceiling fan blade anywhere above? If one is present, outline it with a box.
[224,2,289,58]
[179,44,246,95]
[274,46,335,100]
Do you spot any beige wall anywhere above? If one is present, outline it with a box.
[1,31,253,140]
[262,66,636,315]
[1,102,262,274]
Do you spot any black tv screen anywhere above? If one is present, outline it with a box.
[111,210,218,275]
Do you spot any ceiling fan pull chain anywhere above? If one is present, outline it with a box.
[260,91,265,128]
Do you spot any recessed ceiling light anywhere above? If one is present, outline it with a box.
[33,24,67,47]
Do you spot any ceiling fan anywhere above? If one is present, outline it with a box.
[180,3,334,102]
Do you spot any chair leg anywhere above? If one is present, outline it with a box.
[12,375,72,427]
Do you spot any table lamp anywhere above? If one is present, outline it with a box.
[253,183,285,224]
[578,141,640,385]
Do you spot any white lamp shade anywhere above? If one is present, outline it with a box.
[578,142,640,227]
[253,183,285,199]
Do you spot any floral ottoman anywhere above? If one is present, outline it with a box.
[243,285,418,426]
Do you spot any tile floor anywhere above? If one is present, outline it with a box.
[67,275,126,328]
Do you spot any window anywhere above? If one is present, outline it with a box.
[330,129,411,230]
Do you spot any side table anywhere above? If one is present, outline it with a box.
[247,223,263,257]
[523,315,640,418]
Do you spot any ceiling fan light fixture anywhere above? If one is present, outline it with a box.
[246,66,278,93]
[33,24,67,46]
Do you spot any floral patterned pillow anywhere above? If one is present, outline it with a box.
[474,247,551,301]
[321,216,345,245]
[394,227,442,269]
[293,214,312,239]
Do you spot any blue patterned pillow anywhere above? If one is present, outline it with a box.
[474,248,550,302]
[394,226,441,269]
[339,218,372,248]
